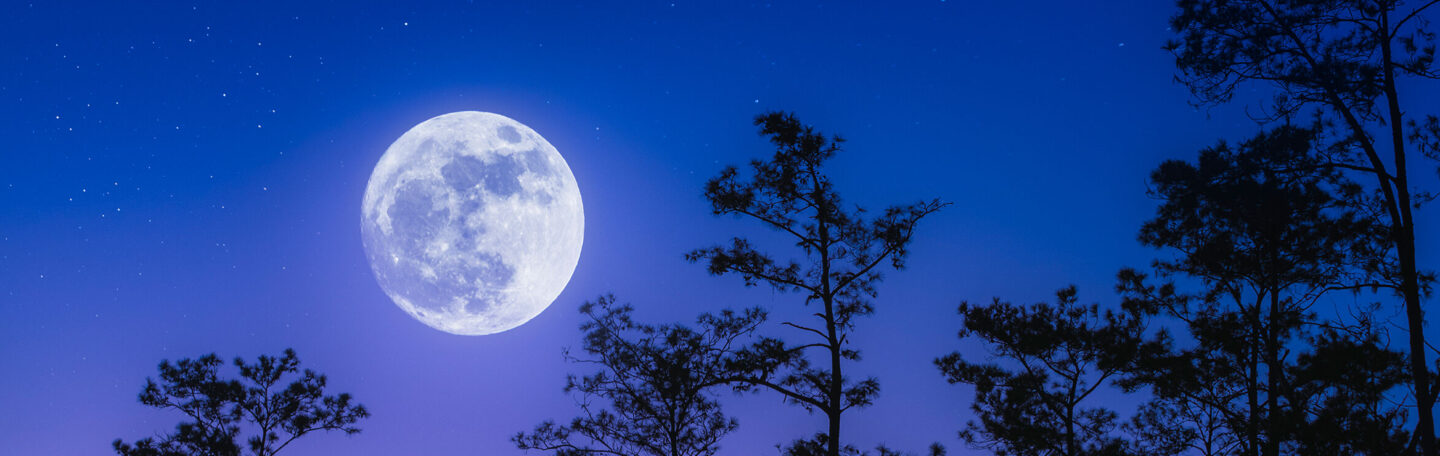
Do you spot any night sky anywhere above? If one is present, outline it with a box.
[4,1,1437,455]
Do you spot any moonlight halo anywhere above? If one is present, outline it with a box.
[361,111,583,335]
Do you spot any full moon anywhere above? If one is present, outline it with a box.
[361,111,583,335]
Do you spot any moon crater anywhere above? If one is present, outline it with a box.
[361,112,583,335]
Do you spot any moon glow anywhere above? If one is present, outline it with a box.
[361,112,583,335]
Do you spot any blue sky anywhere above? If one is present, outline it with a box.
[3,1,1436,455]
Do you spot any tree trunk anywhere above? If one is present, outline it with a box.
[1248,298,1261,456]
[827,409,841,456]
[1066,382,1078,456]
[1402,233,1433,456]
[1265,290,1280,456]
[826,293,842,456]
[817,176,842,456]
[1380,9,1434,456]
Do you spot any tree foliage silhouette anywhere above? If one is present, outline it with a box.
[1122,270,1412,456]
[936,286,1152,456]
[1165,1,1440,451]
[113,349,368,456]
[514,295,765,456]
[778,439,947,456]
[1118,127,1409,456]
[1285,328,1412,455]
[686,111,944,456]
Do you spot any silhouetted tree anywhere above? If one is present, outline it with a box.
[514,295,765,456]
[1119,127,1408,455]
[1166,1,1440,451]
[935,286,1152,456]
[1285,328,1412,455]
[778,438,947,456]
[1113,273,1250,456]
[1121,271,1411,456]
[686,111,944,456]
[1126,396,1224,456]
[113,349,368,456]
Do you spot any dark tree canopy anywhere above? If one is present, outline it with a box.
[1285,329,1412,455]
[113,349,368,456]
[936,287,1151,456]
[1165,1,1440,451]
[1121,269,1411,456]
[1168,0,1436,120]
[514,295,765,456]
[1119,127,1409,456]
[1139,126,1377,298]
[778,437,947,456]
[687,111,944,456]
